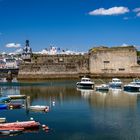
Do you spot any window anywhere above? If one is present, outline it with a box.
[103,61,110,63]
[119,68,125,71]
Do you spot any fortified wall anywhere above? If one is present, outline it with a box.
[18,45,140,80]
[89,46,140,78]
[18,54,89,80]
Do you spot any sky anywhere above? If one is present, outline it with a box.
[0,0,140,52]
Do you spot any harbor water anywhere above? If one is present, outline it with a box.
[1,79,140,140]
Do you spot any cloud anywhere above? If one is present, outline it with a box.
[133,8,140,17]
[121,43,129,47]
[89,6,129,16]
[6,43,21,48]
[133,8,140,12]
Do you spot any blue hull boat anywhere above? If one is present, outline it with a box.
[0,104,8,110]
[0,97,11,103]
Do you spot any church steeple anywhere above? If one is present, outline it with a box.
[22,40,32,62]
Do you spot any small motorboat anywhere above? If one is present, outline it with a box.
[7,95,26,100]
[0,97,11,103]
[76,77,94,89]
[109,78,122,88]
[124,79,140,92]
[29,105,49,112]
[0,118,6,123]
[95,84,109,92]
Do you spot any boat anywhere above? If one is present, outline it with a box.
[124,79,140,92]
[0,104,8,110]
[8,103,23,109]
[0,97,11,103]
[95,84,109,92]
[7,95,26,100]
[29,105,49,112]
[76,77,94,89]
[109,78,122,88]
[0,128,24,136]
[0,118,6,123]
[0,121,40,129]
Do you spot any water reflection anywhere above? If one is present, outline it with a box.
[1,81,140,140]
[77,88,137,108]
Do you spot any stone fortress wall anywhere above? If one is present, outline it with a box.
[18,45,140,80]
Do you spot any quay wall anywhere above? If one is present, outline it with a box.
[18,46,140,80]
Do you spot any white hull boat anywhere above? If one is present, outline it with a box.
[29,105,49,112]
[76,77,94,89]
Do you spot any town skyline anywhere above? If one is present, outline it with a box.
[0,0,140,52]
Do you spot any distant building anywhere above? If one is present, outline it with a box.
[22,40,32,62]
[3,58,18,68]
[0,59,6,68]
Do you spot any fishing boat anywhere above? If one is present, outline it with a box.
[0,104,8,110]
[95,84,109,92]
[0,121,40,129]
[109,78,122,88]
[0,97,11,103]
[76,77,94,89]
[0,118,6,123]
[124,79,140,92]
[29,105,49,112]
[7,95,26,100]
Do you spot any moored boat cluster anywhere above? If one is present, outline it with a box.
[76,77,140,93]
[0,94,50,137]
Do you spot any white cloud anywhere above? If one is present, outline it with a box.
[133,8,140,12]
[5,43,21,48]
[121,43,129,47]
[133,8,140,17]
[89,6,129,16]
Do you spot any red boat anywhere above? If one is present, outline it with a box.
[0,121,40,129]
[8,103,22,109]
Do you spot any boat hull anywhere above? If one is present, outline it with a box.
[76,83,94,89]
[124,86,140,92]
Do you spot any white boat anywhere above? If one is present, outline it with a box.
[124,79,140,92]
[7,95,26,99]
[95,84,109,92]
[29,105,49,112]
[109,78,122,88]
[0,118,6,123]
[76,77,94,89]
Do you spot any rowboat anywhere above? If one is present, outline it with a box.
[7,95,26,100]
[29,105,49,112]
[0,121,40,129]
[0,127,24,136]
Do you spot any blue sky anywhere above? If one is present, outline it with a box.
[0,0,140,52]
